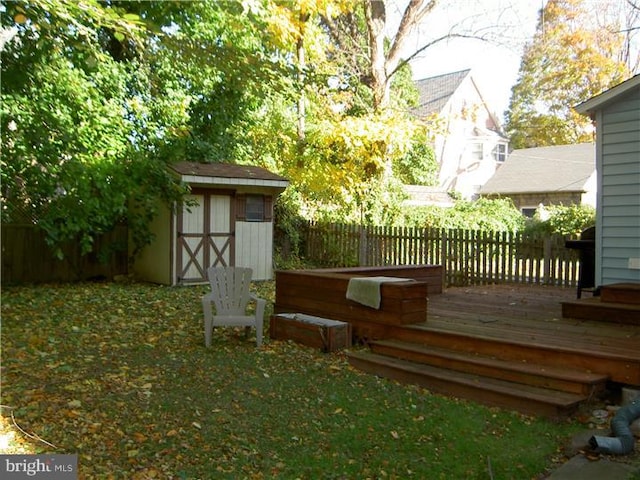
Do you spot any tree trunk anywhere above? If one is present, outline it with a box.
[365,0,438,111]
[364,0,388,111]
[297,12,310,152]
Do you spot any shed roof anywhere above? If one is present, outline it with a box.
[172,161,289,189]
[479,143,595,195]
[413,69,471,117]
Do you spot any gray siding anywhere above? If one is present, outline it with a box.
[599,87,640,285]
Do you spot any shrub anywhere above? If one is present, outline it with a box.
[403,198,525,232]
[525,204,595,236]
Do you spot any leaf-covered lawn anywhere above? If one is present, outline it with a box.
[1,281,580,479]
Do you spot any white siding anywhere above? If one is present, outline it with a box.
[235,222,273,281]
[597,87,640,285]
[435,77,505,199]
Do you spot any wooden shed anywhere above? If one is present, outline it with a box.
[575,74,640,286]
[134,161,289,285]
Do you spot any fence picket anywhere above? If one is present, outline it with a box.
[304,222,582,288]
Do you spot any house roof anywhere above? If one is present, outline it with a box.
[479,143,595,195]
[575,74,640,115]
[403,185,455,208]
[413,69,471,117]
[172,161,289,189]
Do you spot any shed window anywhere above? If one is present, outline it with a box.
[245,195,265,222]
[236,194,273,222]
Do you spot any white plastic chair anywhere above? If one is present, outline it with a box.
[201,267,266,347]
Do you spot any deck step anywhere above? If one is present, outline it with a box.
[388,324,639,386]
[347,351,586,418]
[369,339,608,396]
[562,297,640,325]
[600,283,640,305]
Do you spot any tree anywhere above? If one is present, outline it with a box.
[363,0,438,111]
[1,1,282,260]
[250,1,443,224]
[505,0,633,149]
[1,1,177,260]
[284,112,430,225]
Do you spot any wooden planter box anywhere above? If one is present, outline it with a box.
[270,313,352,352]
[274,265,443,341]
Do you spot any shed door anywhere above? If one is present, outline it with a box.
[177,192,234,284]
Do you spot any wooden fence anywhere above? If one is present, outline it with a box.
[1,224,129,284]
[304,222,581,288]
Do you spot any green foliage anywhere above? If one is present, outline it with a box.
[404,198,526,232]
[252,2,436,226]
[390,60,421,110]
[393,129,438,186]
[278,111,434,225]
[505,0,631,148]
[1,20,187,259]
[1,0,285,261]
[525,204,596,236]
[140,1,291,163]
[273,189,308,261]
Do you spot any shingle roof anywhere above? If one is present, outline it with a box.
[413,69,471,117]
[172,161,288,183]
[403,185,455,207]
[479,143,595,195]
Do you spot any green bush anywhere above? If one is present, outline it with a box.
[525,204,595,236]
[273,190,307,260]
[403,198,525,232]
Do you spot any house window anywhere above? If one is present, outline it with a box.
[471,143,483,161]
[245,195,265,222]
[493,144,507,163]
[521,207,537,218]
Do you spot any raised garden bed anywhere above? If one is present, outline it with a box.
[273,265,443,341]
[270,313,352,352]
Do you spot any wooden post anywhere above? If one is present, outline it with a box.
[359,224,367,266]
[543,236,552,285]
[440,229,448,287]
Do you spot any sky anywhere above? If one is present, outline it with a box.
[389,0,546,120]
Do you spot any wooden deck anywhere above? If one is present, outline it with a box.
[421,284,639,365]
[347,283,640,418]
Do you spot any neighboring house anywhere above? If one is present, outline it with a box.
[479,143,596,216]
[134,161,289,285]
[411,69,509,200]
[575,74,640,287]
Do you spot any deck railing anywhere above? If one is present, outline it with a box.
[304,222,580,288]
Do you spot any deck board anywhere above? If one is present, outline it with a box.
[422,284,639,357]
[348,283,640,413]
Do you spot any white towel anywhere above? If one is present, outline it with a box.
[346,276,411,309]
